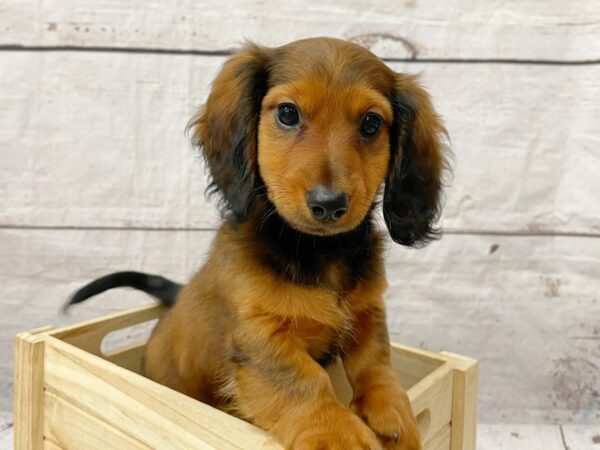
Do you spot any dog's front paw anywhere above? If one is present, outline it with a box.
[290,406,382,450]
[350,384,421,450]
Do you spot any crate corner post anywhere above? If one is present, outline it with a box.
[14,326,52,450]
[440,351,478,450]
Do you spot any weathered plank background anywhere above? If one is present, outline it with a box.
[1,1,599,445]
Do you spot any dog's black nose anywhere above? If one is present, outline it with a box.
[307,186,349,221]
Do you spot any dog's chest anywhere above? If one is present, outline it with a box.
[296,316,348,367]
[296,282,372,367]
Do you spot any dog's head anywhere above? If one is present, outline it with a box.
[191,38,448,247]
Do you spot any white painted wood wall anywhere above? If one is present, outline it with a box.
[1,0,599,441]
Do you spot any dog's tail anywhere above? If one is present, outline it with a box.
[63,271,183,312]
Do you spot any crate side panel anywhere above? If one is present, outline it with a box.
[408,366,453,444]
[43,439,64,450]
[104,342,146,373]
[424,424,451,450]
[44,390,150,449]
[391,344,448,367]
[50,305,165,355]
[326,356,429,405]
[390,344,445,386]
[43,337,279,449]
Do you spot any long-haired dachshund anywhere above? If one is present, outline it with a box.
[68,37,448,450]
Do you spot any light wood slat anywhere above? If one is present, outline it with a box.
[44,336,278,449]
[476,424,566,450]
[1,53,599,234]
[101,341,434,390]
[48,304,444,387]
[440,352,478,450]
[104,342,147,373]
[561,425,600,449]
[407,365,453,444]
[43,439,63,450]
[10,422,579,450]
[387,345,447,390]
[13,329,51,450]
[424,424,451,450]
[50,304,164,355]
[44,390,151,450]
[47,302,454,443]
[2,229,599,423]
[46,304,454,444]
[1,1,599,60]
[44,321,452,446]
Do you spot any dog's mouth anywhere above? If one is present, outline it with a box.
[285,214,360,237]
[299,223,339,236]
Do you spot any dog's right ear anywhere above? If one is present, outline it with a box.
[189,43,271,221]
[384,74,449,247]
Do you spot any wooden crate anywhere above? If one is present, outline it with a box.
[14,304,478,450]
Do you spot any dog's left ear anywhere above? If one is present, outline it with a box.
[189,43,271,221]
[384,74,449,247]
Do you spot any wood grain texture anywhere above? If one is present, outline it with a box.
[1,228,599,424]
[424,424,451,450]
[27,325,460,450]
[44,390,151,450]
[1,1,599,61]
[43,307,457,448]
[406,365,453,444]
[50,304,165,356]
[13,329,49,450]
[43,440,63,450]
[1,52,599,234]
[44,336,277,449]
[440,353,478,450]
[0,424,563,450]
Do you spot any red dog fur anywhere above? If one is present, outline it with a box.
[73,37,448,450]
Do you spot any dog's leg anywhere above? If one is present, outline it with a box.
[342,304,421,450]
[230,328,381,450]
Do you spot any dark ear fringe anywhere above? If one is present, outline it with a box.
[383,123,442,247]
[186,42,271,222]
[383,79,450,247]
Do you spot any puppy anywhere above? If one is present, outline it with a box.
[69,37,448,450]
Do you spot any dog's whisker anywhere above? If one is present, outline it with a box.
[258,207,277,231]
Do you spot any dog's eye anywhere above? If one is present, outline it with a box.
[276,103,300,127]
[360,113,382,138]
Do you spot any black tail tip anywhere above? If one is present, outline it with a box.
[61,271,182,313]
